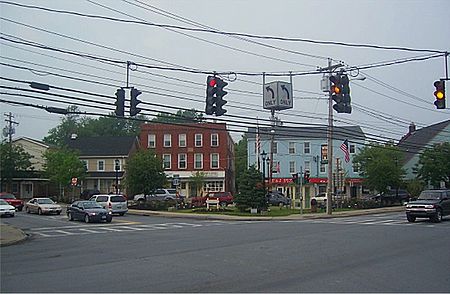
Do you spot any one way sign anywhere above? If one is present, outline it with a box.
[263,81,293,110]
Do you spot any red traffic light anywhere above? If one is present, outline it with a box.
[209,78,217,87]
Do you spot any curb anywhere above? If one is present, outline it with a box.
[0,224,29,247]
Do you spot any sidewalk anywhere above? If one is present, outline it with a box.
[0,206,404,247]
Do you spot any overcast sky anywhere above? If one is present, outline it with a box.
[1,0,449,143]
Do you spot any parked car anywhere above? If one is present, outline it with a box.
[67,200,112,223]
[405,189,450,223]
[373,189,412,205]
[25,198,62,215]
[133,189,184,204]
[89,194,128,215]
[266,191,291,206]
[0,192,24,211]
[191,191,234,207]
[0,199,16,217]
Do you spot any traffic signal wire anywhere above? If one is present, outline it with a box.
[1,0,445,54]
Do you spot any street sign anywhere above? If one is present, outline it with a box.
[71,177,77,186]
[263,81,293,110]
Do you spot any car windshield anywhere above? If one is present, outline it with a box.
[37,198,55,204]
[0,199,9,205]
[82,202,102,209]
[418,191,441,200]
[0,194,16,199]
[167,189,177,194]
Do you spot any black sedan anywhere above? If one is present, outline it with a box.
[67,200,112,223]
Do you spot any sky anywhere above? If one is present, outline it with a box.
[1,0,449,144]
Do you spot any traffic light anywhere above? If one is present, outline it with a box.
[433,80,446,109]
[330,74,351,114]
[215,78,228,116]
[304,170,310,183]
[115,88,125,117]
[205,75,217,115]
[130,87,142,116]
[292,173,299,184]
[205,75,228,116]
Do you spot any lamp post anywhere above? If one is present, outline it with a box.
[261,150,267,194]
[114,159,120,194]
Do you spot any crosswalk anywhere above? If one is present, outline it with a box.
[28,220,239,238]
[284,214,450,228]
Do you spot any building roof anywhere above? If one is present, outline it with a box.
[65,136,139,156]
[398,119,450,163]
[12,136,49,148]
[247,125,366,142]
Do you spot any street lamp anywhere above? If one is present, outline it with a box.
[114,159,120,194]
[261,150,267,193]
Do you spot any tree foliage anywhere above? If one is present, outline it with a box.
[353,143,405,193]
[234,166,267,212]
[0,142,34,191]
[234,134,248,193]
[43,105,146,146]
[152,109,203,124]
[43,148,86,199]
[415,142,450,188]
[124,149,167,197]
[189,171,206,197]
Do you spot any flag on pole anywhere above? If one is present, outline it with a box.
[340,139,350,163]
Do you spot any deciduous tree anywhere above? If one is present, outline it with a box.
[415,142,450,188]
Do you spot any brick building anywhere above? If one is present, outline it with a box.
[139,122,235,197]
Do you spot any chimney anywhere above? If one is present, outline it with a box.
[408,122,416,134]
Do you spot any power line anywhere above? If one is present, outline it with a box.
[1,0,446,54]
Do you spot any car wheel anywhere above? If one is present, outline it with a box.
[406,215,416,222]
[56,211,61,215]
[84,214,90,223]
[431,209,442,223]
[68,212,74,221]
[26,207,31,214]
[38,208,42,215]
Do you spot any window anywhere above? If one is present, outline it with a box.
[305,161,311,172]
[289,142,296,154]
[97,160,105,171]
[211,133,219,147]
[210,153,219,169]
[195,134,203,147]
[194,153,203,169]
[320,163,326,173]
[272,142,278,154]
[304,142,310,154]
[273,161,280,173]
[178,154,187,169]
[179,134,186,147]
[289,161,295,174]
[352,162,360,173]
[148,134,156,148]
[163,154,171,169]
[163,134,171,147]
[350,144,356,154]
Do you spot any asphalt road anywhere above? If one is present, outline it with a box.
[1,211,449,292]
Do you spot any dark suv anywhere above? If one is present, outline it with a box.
[405,189,450,223]
[266,191,291,206]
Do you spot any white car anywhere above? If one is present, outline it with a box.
[89,194,128,215]
[25,198,62,215]
[0,199,16,217]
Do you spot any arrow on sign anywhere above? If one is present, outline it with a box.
[266,86,275,99]
[281,84,290,100]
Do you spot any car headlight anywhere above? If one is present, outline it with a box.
[424,204,435,209]
[88,212,97,216]
[406,204,412,208]
[108,211,112,215]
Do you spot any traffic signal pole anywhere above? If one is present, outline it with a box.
[326,58,334,215]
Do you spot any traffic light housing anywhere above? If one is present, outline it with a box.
[115,88,125,117]
[205,75,228,116]
[292,173,299,184]
[130,87,142,116]
[330,74,351,114]
[304,170,310,183]
[433,80,446,109]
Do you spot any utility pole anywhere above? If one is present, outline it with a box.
[4,112,19,143]
[269,109,275,192]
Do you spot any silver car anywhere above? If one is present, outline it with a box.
[25,198,62,215]
[89,194,128,216]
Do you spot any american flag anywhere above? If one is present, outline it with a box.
[340,139,350,163]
